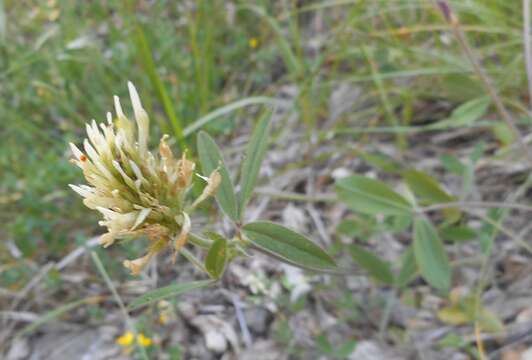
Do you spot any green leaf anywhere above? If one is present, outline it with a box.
[432,97,489,129]
[336,215,376,240]
[205,234,228,279]
[197,131,239,221]
[413,218,451,290]
[128,280,212,310]
[440,154,466,176]
[396,246,418,288]
[437,295,504,333]
[335,175,413,215]
[402,169,454,204]
[440,225,477,243]
[349,244,394,284]
[383,214,412,233]
[242,221,336,270]
[333,340,357,358]
[492,122,514,146]
[356,150,400,173]
[315,335,356,358]
[238,111,272,218]
[402,169,460,222]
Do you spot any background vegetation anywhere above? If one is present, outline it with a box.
[1,0,531,359]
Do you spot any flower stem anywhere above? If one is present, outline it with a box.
[188,233,213,249]
[91,251,149,360]
[180,247,208,274]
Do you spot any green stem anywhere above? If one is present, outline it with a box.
[91,252,149,360]
[180,247,208,274]
[188,232,213,249]
[254,188,336,202]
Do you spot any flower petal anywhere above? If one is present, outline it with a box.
[128,81,149,156]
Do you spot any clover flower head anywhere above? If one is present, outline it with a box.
[69,82,220,274]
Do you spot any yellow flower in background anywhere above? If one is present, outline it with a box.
[159,313,168,324]
[157,300,176,324]
[116,331,153,348]
[69,82,221,275]
[248,37,259,49]
[116,331,134,346]
[137,333,153,347]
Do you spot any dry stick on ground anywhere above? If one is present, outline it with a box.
[436,0,532,167]
[0,262,56,349]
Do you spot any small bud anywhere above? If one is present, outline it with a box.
[436,0,458,25]
[173,212,191,261]
[190,170,221,209]
[137,224,170,242]
[436,1,451,22]
[123,252,154,275]
[177,152,195,189]
[159,135,174,161]
[100,233,115,248]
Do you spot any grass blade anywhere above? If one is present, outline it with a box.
[13,296,103,339]
[239,5,302,78]
[128,280,212,310]
[183,97,280,137]
[131,21,185,149]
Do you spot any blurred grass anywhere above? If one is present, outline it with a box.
[1,2,531,352]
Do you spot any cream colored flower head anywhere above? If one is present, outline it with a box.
[69,82,220,274]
